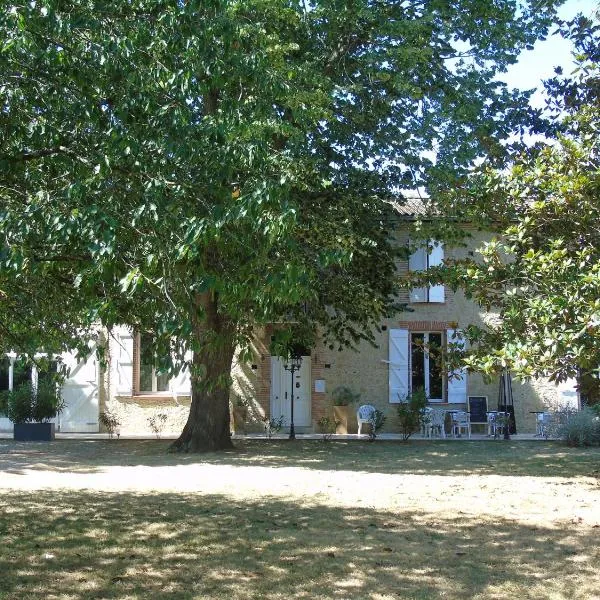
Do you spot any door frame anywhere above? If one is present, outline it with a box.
[270,355,311,427]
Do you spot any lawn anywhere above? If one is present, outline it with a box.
[0,439,599,599]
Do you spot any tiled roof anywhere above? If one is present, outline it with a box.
[387,193,437,219]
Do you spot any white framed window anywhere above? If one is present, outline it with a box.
[410,332,444,402]
[136,334,170,394]
[113,326,190,397]
[389,328,467,405]
[408,239,445,303]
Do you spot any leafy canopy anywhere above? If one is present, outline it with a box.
[0,0,561,368]
[432,13,600,385]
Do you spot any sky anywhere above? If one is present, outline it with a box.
[500,0,598,106]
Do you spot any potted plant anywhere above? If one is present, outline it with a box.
[331,386,360,434]
[232,395,250,435]
[7,380,64,441]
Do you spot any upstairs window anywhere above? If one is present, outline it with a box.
[408,240,445,303]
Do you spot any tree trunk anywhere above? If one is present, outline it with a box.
[170,292,236,453]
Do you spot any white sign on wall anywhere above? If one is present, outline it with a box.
[314,379,326,393]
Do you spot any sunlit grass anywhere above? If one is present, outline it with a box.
[1,439,599,599]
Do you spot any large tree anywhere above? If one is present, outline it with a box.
[430,13,600,399]
[0,0,561,450]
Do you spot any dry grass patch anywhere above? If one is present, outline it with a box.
[0,439,599,599]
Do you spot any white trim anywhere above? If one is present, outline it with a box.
[447,329,468,404]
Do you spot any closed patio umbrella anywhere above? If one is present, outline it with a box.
[498,369,516,437]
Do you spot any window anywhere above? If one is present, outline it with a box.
[408,240,445,303]
[389,328,467,405]
[137,334,170,394]
[411,332,443,402]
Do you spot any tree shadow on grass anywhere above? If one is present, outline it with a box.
[0,490,598,600]
[1,438,599,478]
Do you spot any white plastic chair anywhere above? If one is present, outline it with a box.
[429,409,446,438]
[357,404,376,435]
[452,411,471,438]
[486,411,498,437]
[537,412,552,439]
[420,407,433,437]
[488,411,507,438]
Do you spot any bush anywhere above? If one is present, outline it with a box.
[396,388,428,441]
[368,409,386,440]
[316,416,339,441]
[558,408,600,447]
[147,412,168,439]
[331,386,360,406]
[589,403,600,418]
[5,381,64,424]
[32,380,65,422]
[0,390,9,417]
[261,415,285,438]
[100,409,122,439]
[6,382,34,424]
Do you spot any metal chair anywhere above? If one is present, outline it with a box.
[357,404,376,435]
[451,410,471,438]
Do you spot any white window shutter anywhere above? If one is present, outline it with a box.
[447,328,467,403]
[428,240,445,303]
[389,329,409,403]
[408,245,427,302]
[115,326,134,396]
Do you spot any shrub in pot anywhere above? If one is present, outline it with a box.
[7,380,64,441]
[331,386,360,434]
[231,395,249,434]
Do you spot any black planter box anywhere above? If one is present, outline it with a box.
[13,422,56,441]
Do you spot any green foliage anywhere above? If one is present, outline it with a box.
[368,409,386,441]
[5,381,64,424]
[32,379,65,423]
[5,383,33,424]
[147,412,168,440]
[262,415,285,439]
[558,408,600,447]
[0,0,563,448]
[0,390,8,417]
[316,416,339,441]
[331,386,360,407]
[431,14,600,386]
[396,389,428,441]
[99,410,121,439]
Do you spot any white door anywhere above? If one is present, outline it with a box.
[270,356,311,428]
[59,351,99,432]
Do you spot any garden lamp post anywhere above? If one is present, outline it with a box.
[283,353,303,440]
